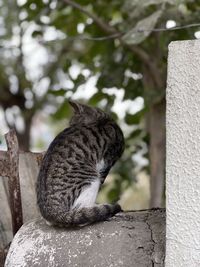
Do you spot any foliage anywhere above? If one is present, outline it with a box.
[0,0,200,202]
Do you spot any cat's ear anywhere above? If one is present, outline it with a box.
[68,100,84,114]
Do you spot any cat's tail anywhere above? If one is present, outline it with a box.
[44,203,122,227]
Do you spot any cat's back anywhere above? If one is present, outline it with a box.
[36,102,125,225]
[40,118,121,178]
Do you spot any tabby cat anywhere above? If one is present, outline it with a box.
[37,100,125,227]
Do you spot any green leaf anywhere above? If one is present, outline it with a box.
[32,30,43,38]
[49,89,67,96]
[127,129,143,140]
[52,102,71,120]
[124,0,176,9]
[88,92,105,106]
[88,92,115,106]
[125,110,145,125]
[122,10,162,45]
[123,80,143,100]
[107,188,119,203]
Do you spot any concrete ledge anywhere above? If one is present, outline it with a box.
[5,209,165,267]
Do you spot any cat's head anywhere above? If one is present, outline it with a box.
[69,100,109,126]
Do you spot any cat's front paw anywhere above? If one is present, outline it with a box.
[113,203,123,213]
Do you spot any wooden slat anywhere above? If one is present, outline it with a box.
[5,130,23,236]
[0,151,44,177]
[0,130,45,237]
[0,151,10,177]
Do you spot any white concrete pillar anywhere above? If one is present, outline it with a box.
[166,40,200,266]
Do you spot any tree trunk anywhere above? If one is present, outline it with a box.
[149,99,166,208]
[16,118,32,151]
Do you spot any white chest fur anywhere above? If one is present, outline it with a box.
[72,179,100,209]
[96,159,105,174]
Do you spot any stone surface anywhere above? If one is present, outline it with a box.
[166,40,200,266]
[5,209,165,267]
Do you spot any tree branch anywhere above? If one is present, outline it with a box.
[124,45,164,89]
[63,0,116,35]
[63,0,164,90]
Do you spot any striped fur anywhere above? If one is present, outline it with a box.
[37,100,124,227]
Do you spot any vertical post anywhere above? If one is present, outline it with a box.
[166,40,200,266]
[5,130,23,235]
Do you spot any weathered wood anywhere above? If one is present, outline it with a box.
[0,150,44,178]
[5,130,23,236]
[18,153,41,222]
[0,130,45,240]
[0,151,10,177]
[0,248,6,267]
[0,189,12,247]
[0,150,44,250]
[5,209,166,267]
[0,131,45,266]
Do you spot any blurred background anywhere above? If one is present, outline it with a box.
[0,0,200,212]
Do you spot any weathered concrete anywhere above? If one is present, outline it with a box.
[166,40,200,266]
[5,209,165,267]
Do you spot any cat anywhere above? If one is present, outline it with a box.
[36,100,125,227]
